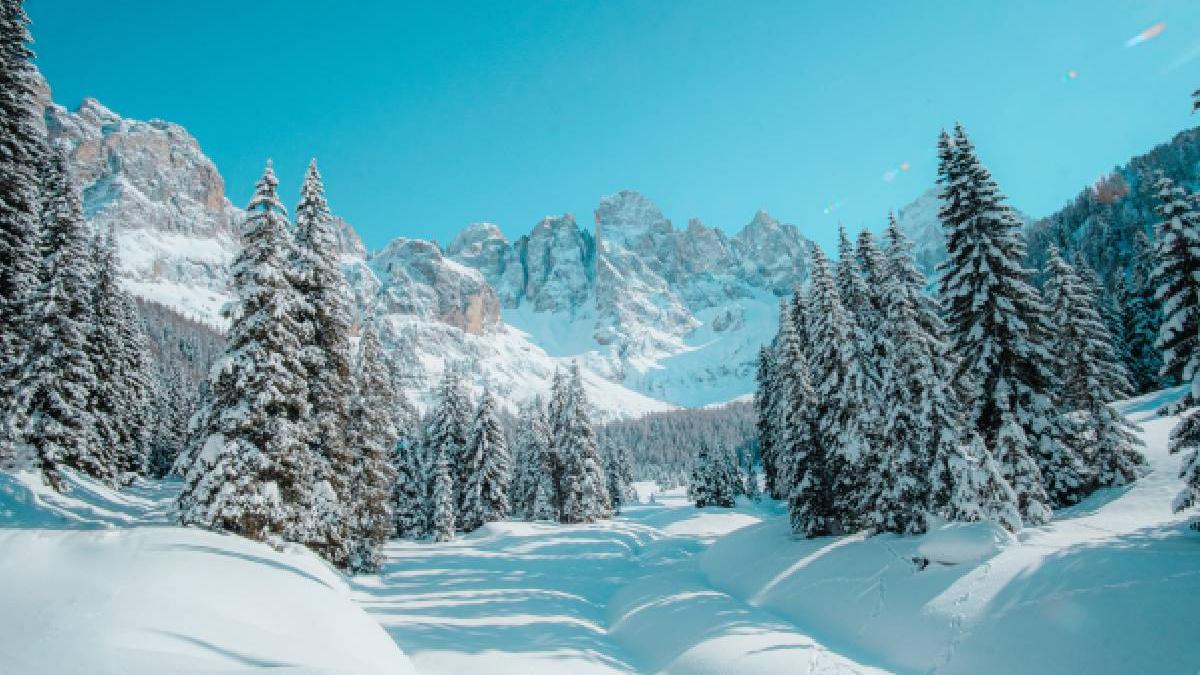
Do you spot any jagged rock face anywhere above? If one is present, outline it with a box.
[330,216,367,261]
[439,190,814,405]
[445,222,524,307]
[520,214,594,314]
[369,238,500,335]
[730,210,810,295]
[44,97,241,324]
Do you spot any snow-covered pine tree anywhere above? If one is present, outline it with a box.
[853,228,892,431]
[1151,173,1200,412]
[754,345,782,499]
[1045,247,1145,491]
[992,384,1052,525]
[392,423,428,539]
[555,363,611,523]
[115,291,158,478]
[1122,231,1165,394]
[689,442,737,508]
[428,444,456,543]
[1155,176,1200,521]
[531,398,561,522]
[4,146,105,488]
[835,223,871,319]
[774,291,817,506]
[459,389,512,532]
[872,291,936,534]
[510,397,550,519]
[347,311,399,573]
[386,353,420,451]
[291,160,357,550]
[87,227,130,473]
[88,228,157,482]
[0,0,45,414]
[882,215,972,521]
[148,358,193,478]
[936,124,1066,515]
[177,161,317,549]
[427,366,472,505]
[790,244,869,537]
[946,434,1023,533]
[602,438,636,514]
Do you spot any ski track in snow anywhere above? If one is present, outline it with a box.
[353,490,883,674]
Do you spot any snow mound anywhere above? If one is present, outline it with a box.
[0,470,415,675]
[915,520,1013,565]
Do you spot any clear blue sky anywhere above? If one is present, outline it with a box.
[26,1,1200,253]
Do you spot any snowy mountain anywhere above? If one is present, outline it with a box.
[39,89,671,419]
[44,84,1070,414]
[448,192,813,406]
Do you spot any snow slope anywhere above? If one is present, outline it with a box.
[0,471,415,675]
[357,503,882,675]
[702,389,1200,675]
[2,391,1193,674]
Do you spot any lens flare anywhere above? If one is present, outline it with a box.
[1125,22,1165,48]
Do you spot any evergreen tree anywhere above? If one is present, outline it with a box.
[89,227,157,481]
[0,0,45,414]
[946,434,1023,533]
[347,312,399,573]
[882,214,966,518]
[177,162,317,549]
[391,427,427,539]
[992,388,1052,526]
[790,245,868,537]
[1151,173,1200,411]
[603,438,636,514]
[291,160,357,553]
[690,441,737,508]
[149,358,193,478]
[428,366,472,502]
[85,227,127,474]
[852,228,892,443]
[775,291,817,505]
[936,124,1066,514]
[1122,231,1165,393]
[428,445,456,543]
[5,147,106,488]
[459,389,512,532]
[1045,247,1145,491]
[872,291,937,534]
[754,345,781,498]
[555,364,611,523]
[510,398,550,519]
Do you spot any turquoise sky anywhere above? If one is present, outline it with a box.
[27,1,1200,253]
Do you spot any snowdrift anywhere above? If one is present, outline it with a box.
[0,471,415,675]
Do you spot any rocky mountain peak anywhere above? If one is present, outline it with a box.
[594,189,672,247]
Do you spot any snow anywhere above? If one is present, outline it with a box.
[915,521,1013,565]
[3,391,1197,674]
[357,506,881,674]
[0,470,415,675]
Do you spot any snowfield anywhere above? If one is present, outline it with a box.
[0,473,415,675]
[1,390,1197,674]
